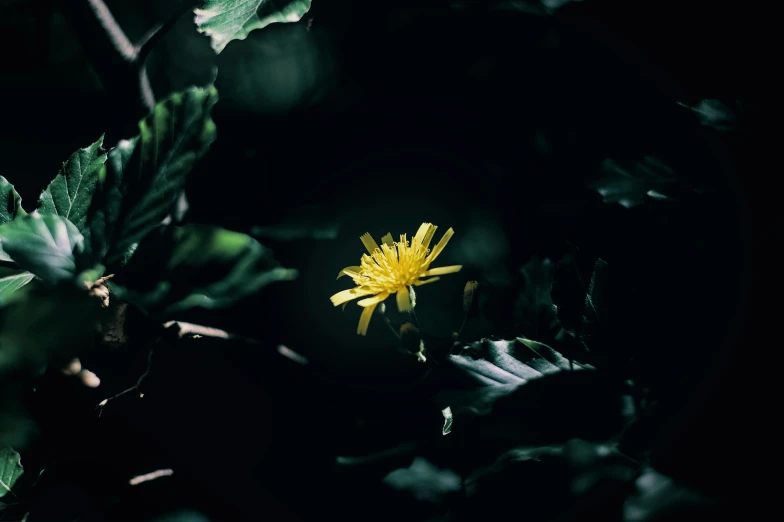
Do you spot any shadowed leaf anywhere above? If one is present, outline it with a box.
[588,156,680,209]
[84,87,218,267]
[110,224,297,318]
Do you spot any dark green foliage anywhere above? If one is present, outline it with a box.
[85,87,219,268]
[111,224,297,319]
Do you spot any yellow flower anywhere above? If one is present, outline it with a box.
[330,222,463,335]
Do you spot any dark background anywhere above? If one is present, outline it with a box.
[1,0,757,520]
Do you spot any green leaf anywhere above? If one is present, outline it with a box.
[85,87,218,267]
[0,268,34,306]
[0,446,23,499]
[37,136,107,231]
[0,213,84,284]
[448,337,594,389]
[110,224,297,318]
[0,282,101,374]
[0,176,26,226]
[195,0,312,53]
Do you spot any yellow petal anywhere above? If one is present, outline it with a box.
[413,277,440,286]
[381,233,394,246]
[337,266,362,279]
[396,286,412,312]
[413,222,437,250]
[424,227,455,265]
[330,287,374,306]
[360,232,380,254]
[357,292,389,308]
[357,302,378,336]
[421,265,463,277]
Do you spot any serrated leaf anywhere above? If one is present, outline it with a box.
[0,268,34,306]
[624,468,717,521]
[195,0,312,53]
[0,177,26,226]
[37,136,107,231]
[0,446,23,499]
[85,87,218,267]
[110,224,297,318]
[0,213,84,283]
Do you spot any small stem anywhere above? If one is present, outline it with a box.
[384,317,401,340]
[96,339,156,416]
[86,0,136,62]
[410,307,420,329]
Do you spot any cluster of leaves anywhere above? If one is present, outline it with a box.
[0,1,739,521]
[331,252,718,521]
[0,1,312,520]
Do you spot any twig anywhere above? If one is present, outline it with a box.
[410,307,421,328]
[86,0,136,61]
[129,468,174,486]
[163,320,232,339]
[58,0,199,122]
[383,317,401,340]
[96,341,155,416]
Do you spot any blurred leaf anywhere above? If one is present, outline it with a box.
[0,213,84,284]
[383,457,461,503]
[0,283,100,373]
[588,156,680,209]
[84,87,218,267]
[0,177,26,227]
[463,439,638,521]
[110,224,297,318]
[152,510,211,522]
[623,468,717,521]
[37,136,107,231]
[480,0,584,15]
[251,205,342,241]
[0,446,23,499]
[195,0,312,53]
[678,99,736,131]
[0,268,34,306]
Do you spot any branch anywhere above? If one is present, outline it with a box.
[86,0,136,61]
[58,0,201,125]
[96,339,155,417]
